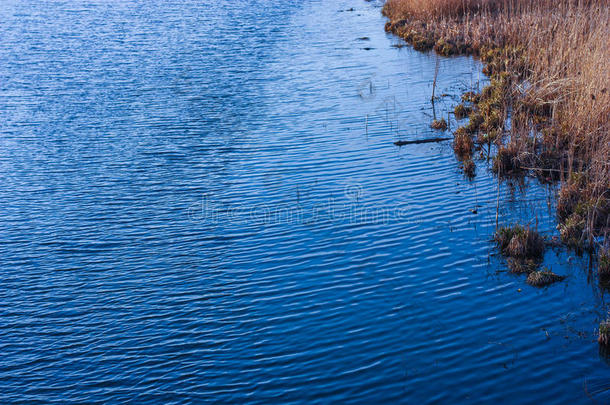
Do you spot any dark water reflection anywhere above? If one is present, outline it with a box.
[0,0,608,403]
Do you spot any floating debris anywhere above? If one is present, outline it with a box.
[394,137,452,146]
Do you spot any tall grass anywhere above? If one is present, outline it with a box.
[384,0,499,19]
[384,0,609,250]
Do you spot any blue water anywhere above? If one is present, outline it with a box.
[0,0,608,403]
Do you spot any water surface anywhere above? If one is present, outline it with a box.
[0,0,608,403]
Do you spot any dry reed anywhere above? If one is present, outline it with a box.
[384,0,609,251]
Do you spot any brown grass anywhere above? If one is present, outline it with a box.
[453,128,474,158]
[383,0,609,248]
[494,224,545,260]
[431,118,448,130]
[599,320,610,346]
[506,257,538,274]
[462,158,476,178]
[454,103,471,119]
[492,143,525,177]
[384,0,503,20]
[526,269,565,287]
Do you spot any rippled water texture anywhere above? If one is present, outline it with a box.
[0,0,608,403]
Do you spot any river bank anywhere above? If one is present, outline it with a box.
[383,0,609,286]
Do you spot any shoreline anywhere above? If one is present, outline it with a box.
[382,0,609,273]
[381,0,609,342]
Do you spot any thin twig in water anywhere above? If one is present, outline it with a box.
[431,54,440,102]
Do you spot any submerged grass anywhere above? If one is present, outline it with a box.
[383,0,609,257]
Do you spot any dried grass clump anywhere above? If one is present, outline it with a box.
[434,38,459,56]
[558,214,587,250]
[462,91,480,103]
[492,144,525,177]
[431,118,448,130]
[526,269,565,287]
[454,103,471,120]
[557,175,585,221]
[599,320,610,346]
[454,130,474,158]
[465,111,484,134]
[506,258,538,274]
[494,224,545,260]
[462,158,476,178]
[557,177,609,251]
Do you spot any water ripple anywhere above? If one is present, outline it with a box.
[0,0,608,403]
